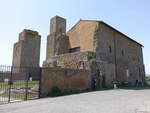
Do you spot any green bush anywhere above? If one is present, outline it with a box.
[49,86,62,97]
[48,86,113,97]
[145,77,150,86]
[88,56,96,61]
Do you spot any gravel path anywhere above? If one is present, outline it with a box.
[0,89,150,113]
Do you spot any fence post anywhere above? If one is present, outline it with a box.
[25,72,30,100]
[38,68,42,98]
[8,66,13,103]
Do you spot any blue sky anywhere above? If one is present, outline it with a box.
[0,0,150,74]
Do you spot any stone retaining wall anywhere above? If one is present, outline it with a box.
[41,67,91,97]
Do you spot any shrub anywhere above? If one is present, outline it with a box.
[49,86,62,97]
[48,86,113,97]
[144,77,150,86]
[88,56,96,61]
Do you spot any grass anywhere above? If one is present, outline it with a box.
[145,76,150,86]
[0,93,39,101]
[118,77,150,89]
[0,80,39,89]
[0,80,39,100]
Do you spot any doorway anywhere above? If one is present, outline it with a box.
[102,76,106,88]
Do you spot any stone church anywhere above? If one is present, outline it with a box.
[12,16,145,95]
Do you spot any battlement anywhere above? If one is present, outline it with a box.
[50,16,66,34]
[24,29,39,35]
[19,29,40,41]
[12,29,41,68]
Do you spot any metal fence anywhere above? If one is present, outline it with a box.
[0,65,41,104]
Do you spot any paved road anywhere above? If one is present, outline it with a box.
[0,97,22,105]
[0,89,150,113]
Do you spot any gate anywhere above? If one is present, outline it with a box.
[0,65,41,104]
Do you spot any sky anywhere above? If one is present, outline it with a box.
[0,0,150,74]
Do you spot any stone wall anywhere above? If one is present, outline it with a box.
[104,63,115,87]
[0,67,41,82]
[44,51,95,69]
[0,72,27,82]
[41,67,91,97]
[46,33,69,59]
[12,42,23,67]
[43,50,115,88]
[89,61,115,88]
[67,20,98,51]
[95,22,145,84]
[67,20,145,85]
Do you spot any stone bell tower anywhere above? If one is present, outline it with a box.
[50,16,66,34]
[46,16,69,61]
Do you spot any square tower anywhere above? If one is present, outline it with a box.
[12,29,41,68]
[50,16,66,34]
[44,16,69,66]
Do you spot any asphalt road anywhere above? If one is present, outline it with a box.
[0,89,150,113]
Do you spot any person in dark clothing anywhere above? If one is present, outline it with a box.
[92,76,96,89]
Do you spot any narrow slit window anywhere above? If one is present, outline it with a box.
[69,47,80,53]
[121,49,124,56]
[109,46,112,53]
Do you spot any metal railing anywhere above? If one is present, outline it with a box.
[0,65,41,104]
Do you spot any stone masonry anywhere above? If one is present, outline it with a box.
[41,67,91,97]
[66,20,145,85]
[12,29,41,79]
[12,29,41,68]
[46,16,69,59]
[43,16,145,93]
[11,16,145,96]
